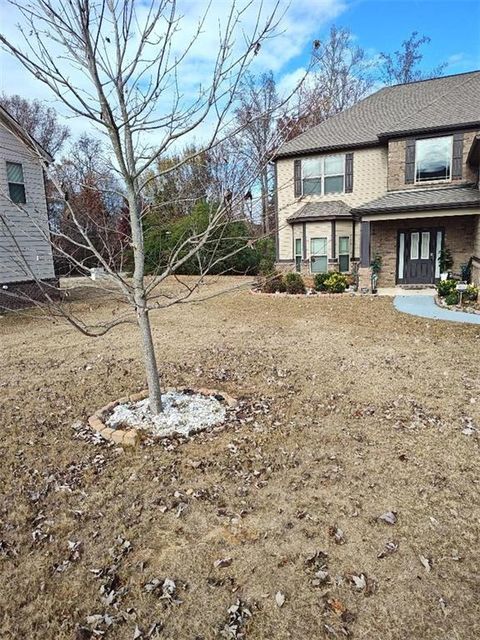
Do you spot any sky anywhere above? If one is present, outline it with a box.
[0,0,479,148]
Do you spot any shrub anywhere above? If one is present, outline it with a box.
[284,272,306,294]
[258,257,275,276]
[445,291,459,306]
[261,273,286,294]
[324,272,348,294]
[436,279,457,297]
[314,272,330,291]
[439,246,454,273]
[143,201,276,276]
[465,284,479,302]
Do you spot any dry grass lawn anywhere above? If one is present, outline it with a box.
[1,277,479,639]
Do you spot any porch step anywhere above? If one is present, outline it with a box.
[399,284,436,290]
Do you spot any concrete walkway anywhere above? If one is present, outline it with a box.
[394,295,480,324]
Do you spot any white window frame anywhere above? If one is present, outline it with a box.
[310,237,328,274]
[338,236,350,273]
[301,154,345,196]
[414,135,453,184]
[294,237,302,272]
[420,232,430,260]
[6,161,27,204]
[410,232,420,260]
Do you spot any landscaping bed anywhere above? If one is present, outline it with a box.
[1,276,479,640]
[435,279,480,314]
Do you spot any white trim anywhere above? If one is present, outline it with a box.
[435,230,442,278]
[398,232,405,279]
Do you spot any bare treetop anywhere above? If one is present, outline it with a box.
[0,0,293,416]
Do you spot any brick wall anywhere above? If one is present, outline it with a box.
[370,215,477,287]
[387,130,479,191]
[276,147,387,261]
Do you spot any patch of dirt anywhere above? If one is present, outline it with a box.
[1,276,479,639]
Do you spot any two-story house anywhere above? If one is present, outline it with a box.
[0,104,56,309]
[274,71,480,289]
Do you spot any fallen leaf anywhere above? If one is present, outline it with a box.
[351,574,366,590]
[378,511,397,525]
[328,525,346,544]
[275,591,285,608]
[214,557,233,569]
[419,555,432,572]
[377,541,399,559]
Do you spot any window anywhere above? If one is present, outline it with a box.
[415,136,452,182]
[420,232,430,260]
[302,155,345,196]
[339,236,350,272]
[295,238,302,272]
[6,162,26,203]
[410,232,419,259]
[310,237,328,273]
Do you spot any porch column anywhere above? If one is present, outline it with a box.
[360,221,371,267]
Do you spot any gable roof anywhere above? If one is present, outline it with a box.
[352,185,480,215]
[276,71,480,158]
[0,104,54,163]
[287,200,352,223]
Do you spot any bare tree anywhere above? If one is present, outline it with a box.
[231,71,280,234]
[0,0,289,415]
[279,25,373,139]
[51,134,124,274]
[379,31,447,85]
[0,93,70,156]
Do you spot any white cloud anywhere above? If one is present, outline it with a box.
[0,0,348,151]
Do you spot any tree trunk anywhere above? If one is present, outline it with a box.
[136,304,163,414]
[261,168,269,234]
[127,185,163,415]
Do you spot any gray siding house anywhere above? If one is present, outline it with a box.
[274,71,480,289]
[0,104,56,308]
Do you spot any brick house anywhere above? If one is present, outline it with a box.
[0,104,56,309]
[274,71,480,289]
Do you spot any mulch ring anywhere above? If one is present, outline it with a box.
[87,387,238,446]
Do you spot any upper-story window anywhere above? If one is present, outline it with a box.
[302,154,345,195]
[415,136,452,182]
[6,161,27,203]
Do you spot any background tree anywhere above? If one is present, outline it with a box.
[0,93,70,156]
[231,71,282,234]
[0,0,286,415]
[51,134,125,274]
[279,25,373,140]
[379,31,447,85]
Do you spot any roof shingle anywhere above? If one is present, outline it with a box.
[276,71,480,158]
[287,201,352,222]
[352,185,480,214]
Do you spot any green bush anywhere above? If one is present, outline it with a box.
[465,284,479,302]
[143,201,276,276]
[258,257,275,276]
[284,272,306,294]
[314,272,330,291]
[261,273,286,294]
[324,272,348,293]
[445,291,459,306]
[436,279,457,297]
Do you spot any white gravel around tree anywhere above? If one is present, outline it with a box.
[106,391,227,437]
